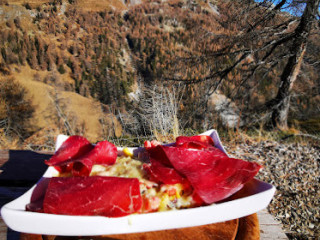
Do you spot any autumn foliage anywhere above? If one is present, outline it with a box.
[0,0,319,144]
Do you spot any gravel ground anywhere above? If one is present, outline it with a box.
[225,140,320,240]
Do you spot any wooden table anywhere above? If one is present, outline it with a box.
[0,150,286,240]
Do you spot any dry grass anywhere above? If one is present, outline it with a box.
[74,0,127,11]
[0,129,20,149]
[0,4,37,31]
[214,123,319,150]
[11,65,122,143]
[5,0,127,16]
[7,0,48,8]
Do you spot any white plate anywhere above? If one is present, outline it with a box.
[1,130,276,236]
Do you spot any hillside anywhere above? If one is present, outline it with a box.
[13,65,122,141]
[0,0,319,142]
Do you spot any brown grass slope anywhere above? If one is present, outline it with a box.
[1,0,319,142]
[12,65,122,144]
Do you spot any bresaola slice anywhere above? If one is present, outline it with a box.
[144,134,261,204]
[46,135,94,166]
[155,145,262,204]
[89,141,118,165]
[176,135,215,150]
[43,176,142,217]
[26,178,51,213]
[72,156,94,177]
[46,137,117,176]
[143,158,185,184]
[71,141,118,176]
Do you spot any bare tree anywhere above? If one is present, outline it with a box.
[268,0,320,128]
[163,0,320,129]
[122,83,184,141]
[141,85,181,140]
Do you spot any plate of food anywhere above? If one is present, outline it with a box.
[1,130,275,236]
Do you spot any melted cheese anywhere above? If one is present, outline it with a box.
[91,156,145,179]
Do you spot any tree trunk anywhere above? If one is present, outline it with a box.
[270,0,320,129]
[271,45,306,129]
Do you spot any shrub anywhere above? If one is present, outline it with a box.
[0,77,35,140]
[57,64,66,74]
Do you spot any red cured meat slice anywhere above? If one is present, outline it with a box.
[72,157,93,176]
[26,177,51,213]
[54,163,73,173]
[43,176,142,217]
[176,135,215,150]
[146,144,172,167]
[143,158,185,184]
[144,140,161,149]
[146,144,227,168]
[157,146,262,204]
[145,136,226,166]
[89,141,117,165]
[47,139,117,176]
[70,141,117,176]
[46,136,93,166]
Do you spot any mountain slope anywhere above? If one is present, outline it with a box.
[12,65,122,143]
[0,0,319,141]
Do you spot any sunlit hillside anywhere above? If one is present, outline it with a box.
[1,0,319,144]
[14,65,121,140]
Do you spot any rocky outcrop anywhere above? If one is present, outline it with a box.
[208,91,243,128]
